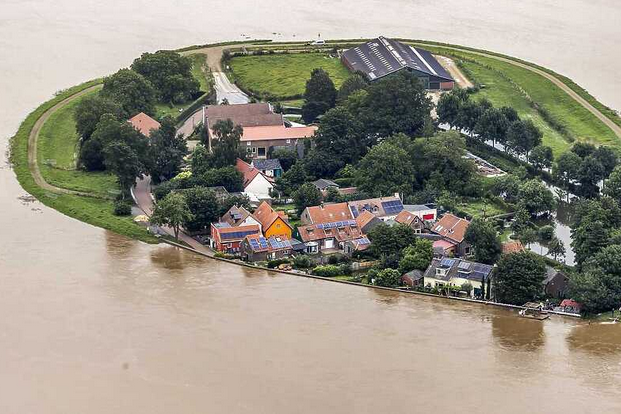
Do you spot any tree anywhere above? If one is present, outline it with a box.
[490,174,521,203]
[210,119,244,168]
[293,183,322,213]
[367,223,416,259]
[547,236,566,261]
[455,99,485,136]
[519,227,538,249]
[79,137,106,171]
[499,106,519,123]
[355,141,415,197]
[314,106,368,165]
[492,252,546,305]
[101,68,157,116]
[576,155,604,198]
[553,151,582,199]
[474,107,509,146]
[131,50,199,103]
[529,145,554,170]
[361,70,433,138]
[398,239,433,273]
[74,95,122,140]
[199,166,244,192]
[464,218,502,264]
[218,194,251,216]
[190,144,214,176]
[506,119,542,159]
[337,74,368,102]
[437,91,463,128]
[569,245,621,313]
[148,117,188,182]
[571,142,596,159]
[603,165,621,203]
[182,187,220,233]
[511,204,532,235]
[517,179,555,216]
[374,268,402,287]
[301,68,337,122]
[571,197,621,268]
[275,161,308,196]
[593,146,618,177]
[150,193,193,240]
[302,149,345,179]
[103,141,145,196]
[269,148,298,171]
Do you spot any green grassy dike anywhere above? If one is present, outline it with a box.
[9,80,159,244]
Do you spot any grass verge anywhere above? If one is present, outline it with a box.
[9,79,158,243]
[228,52,351,100]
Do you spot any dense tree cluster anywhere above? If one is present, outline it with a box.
[464,218,502,265]
[492,252,547,305]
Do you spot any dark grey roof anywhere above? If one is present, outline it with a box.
[404,269,424,281]
[404,204,432,212]
[544,266,565,285]
[342,37,453,82]
[252,158,283,172]
[423,257,493,283]
[312,178,339,190]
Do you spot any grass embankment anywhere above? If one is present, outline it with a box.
[422,45,619,157]
[155,53,213,120]
[10,80,158,243]
[228,53,351,100]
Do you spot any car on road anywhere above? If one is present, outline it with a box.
[307,39,326,46]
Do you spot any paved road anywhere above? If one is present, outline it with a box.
[213,71,249,104]
[133,176,215,255]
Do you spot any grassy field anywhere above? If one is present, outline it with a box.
[458,198,511,219]
[10,80,158,243]
[423,46,619,156]
[228,53,351,99]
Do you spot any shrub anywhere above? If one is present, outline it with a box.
[374,268,402,287]
[153,180,178,201]
[113,200,132,216]
[267,258,290,269]
[327,253,350,265]
[293,255,314,269]
[214,251,235,259]
[312,265,342,277]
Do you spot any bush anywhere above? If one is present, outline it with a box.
[214,251,236,259]
[312,265,342,277]
[293,255,314,269]
[153,180,178,201]
[374,268,402,287]
[113,200,132,216]
[267,258,290,269]
[327,253,350,265]
[538,225,555,241]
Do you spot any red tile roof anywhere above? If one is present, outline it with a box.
[235,158,273,187]
[304,202,353,224]
[432,213,470,243]
[298,222,363,243]
[127,112,160,138]
[252,201,291,232]
[395,210,421,226]
[206,103,283,127]
[355,210,377,229]
[502,241,525,254]
[241,125,317,141]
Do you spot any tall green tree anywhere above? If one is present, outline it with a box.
[314,106,368,165]
[398,239,433,273]
[437,91,463,128]
[593,146,618,177]
[293,182,322,213]
[506,119,542,159]
[355,141,415,196]
[547,236,566,261]
[474,107,509,146]
[148,117,188,183]
[101,68,157,116]
[569,245,621,313]
[603,165,621,203]
[182,187,220,233]
[301,68,337,122]
[210,119,244,168]
[74,95,122,140]
[517,179,555,216]
[131,50,199,103]
[492,252,546,305]
[529,145,554,170]
[337,74,368,103]
[374,268,402,287]
[464,218,502,264]
[576,155,604,198]
[361,71,432,138]
[367,223,416,259]
[103,141,146,196]
[150,192,193,240]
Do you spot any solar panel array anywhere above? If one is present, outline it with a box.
[440,258,456,268]
[381,200,404,215]
[472,263,493,281]
[268,237,292,250]
[356,237,370,245]
[350,206,359,218]
[316,220,357,230]
[221,230,257,240]
[457,261,471,271]
[248,236,269,251]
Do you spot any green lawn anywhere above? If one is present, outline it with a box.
[422,45,619,156]
[458,198,511,219]
[10,80,157,243]
[228,53,352,99]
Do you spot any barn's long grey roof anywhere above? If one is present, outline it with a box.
[342,37,453,82]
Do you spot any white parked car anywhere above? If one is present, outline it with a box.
[308,39,326,46]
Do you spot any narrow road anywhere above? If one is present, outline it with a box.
[415,42,621,139]
[28,84,105,198]
[133,176,215,255]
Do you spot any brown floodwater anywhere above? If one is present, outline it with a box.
[1,1,621,412]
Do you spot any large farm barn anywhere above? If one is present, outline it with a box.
[341,36,454,90]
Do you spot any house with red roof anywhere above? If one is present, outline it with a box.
[252,201,292,240]
[127,112,160,138]
[241,234,293,262]
[235,158,274,201]
[431,213,472,257]
[210,222,261,254]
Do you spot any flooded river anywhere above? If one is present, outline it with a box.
[1,1,621,412]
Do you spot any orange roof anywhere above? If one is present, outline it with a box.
[502,241,525,254]
[298,222,363,243]
[252,201,291,232]
[431,213,470,243]
[235,158,273,187]
[355,210,377,229]
[305,202,353,224]
[241,125,317,141]
[395,210,418,226]
[127,112,160,138]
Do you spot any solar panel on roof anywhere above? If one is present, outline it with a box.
[351,206,359,218]
[440,258,456,268]
[381,200,404,215]
[357,237,370,245]
[458,261,471,271]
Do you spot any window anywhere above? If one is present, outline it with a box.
[258,147,266,157]
[252,147,257,153]
[286,139,291,144]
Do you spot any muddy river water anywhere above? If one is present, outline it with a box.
[1,1,621,412]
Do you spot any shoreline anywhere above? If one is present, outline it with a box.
[10,38,620,317]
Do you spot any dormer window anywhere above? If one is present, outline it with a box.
[436,267,448,276]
